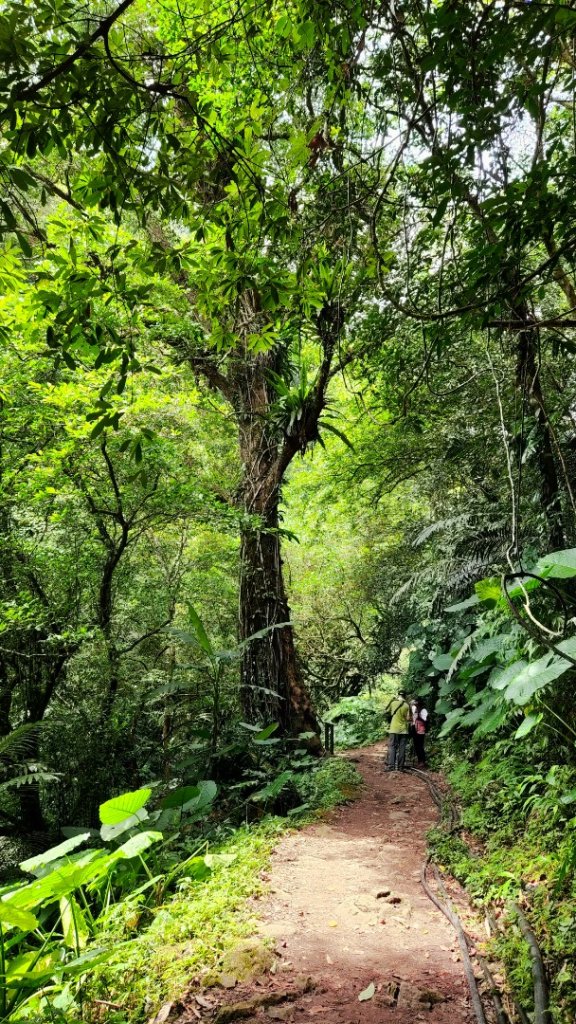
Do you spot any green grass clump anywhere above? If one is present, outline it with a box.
[295,755,362,809]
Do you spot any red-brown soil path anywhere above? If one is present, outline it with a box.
[177,743,477,1024]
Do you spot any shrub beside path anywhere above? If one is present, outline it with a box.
[176,743,477,1024]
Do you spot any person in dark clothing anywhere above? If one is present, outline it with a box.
[411,697,428,767]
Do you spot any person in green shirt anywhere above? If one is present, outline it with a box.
[383,690,411,771]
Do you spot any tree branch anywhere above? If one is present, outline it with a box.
[12,0,137,104]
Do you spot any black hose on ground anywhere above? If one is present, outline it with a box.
[476,953,508,1024]
[409,767,542,1024]
[407,766,458,829]
[407,767,526,1024]
[511,903,550,1024]
[425,860,487,1024]
[434,866,529,1024]
[486,912,531,1024]
[407,765,442,808]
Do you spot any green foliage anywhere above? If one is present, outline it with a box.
[433,746,576,1023]
[3,1,576,1020]
[0,744,361,1023]
[294,757,362,811]
[324,692,392,748]
[85,820,284,1024]
[0,777,222,1020]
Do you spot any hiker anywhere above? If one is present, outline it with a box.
[383,689,410,771]
[411,697,428,768]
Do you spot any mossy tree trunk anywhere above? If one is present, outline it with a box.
[184,302,346,745]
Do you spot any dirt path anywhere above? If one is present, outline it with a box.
[179,743,478,1024]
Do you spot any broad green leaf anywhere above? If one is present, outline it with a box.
[56,944,120,977]
[504,656,569,706]
[115,830,163,859]
[5,950,59,986]
[162,785,202,809]
[6,851,109,910]
[100,808,149,842]
[555,635,576,660]
[20,833,91,875]
[254,722,280,741]
[432,653,453,671]
[185,857,212,880]
[204,853,236,869]
[0,901,38,932]
[183,780,218,814]
[489,660,529,690]
[438,707,466,736]
[445,595,479,613]
[515,713,543,739]
[506,576,543,599]
[99,788,152,825]
[559,789,576,805]
[536,548,576,579]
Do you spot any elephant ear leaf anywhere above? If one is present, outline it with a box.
[515,713,543,739]
[536,547,576,579]
[20,833,91,876]
[504,656,570,706]
[99,788,152,825]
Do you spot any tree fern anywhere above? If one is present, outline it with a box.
[0,724,57,799]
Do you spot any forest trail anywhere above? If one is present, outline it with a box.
[178,744,477,1024]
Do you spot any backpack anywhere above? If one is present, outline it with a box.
[414,709,428,734]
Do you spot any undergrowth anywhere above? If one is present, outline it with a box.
[324,691,393,748]
[11,755,361,1024]
[432,740,576,1024]
[89,757,361,1023]
[86,820,284,1024]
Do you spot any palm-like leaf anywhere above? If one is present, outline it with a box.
[0,723,41,763]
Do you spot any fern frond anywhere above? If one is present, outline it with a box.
[0,723,41,763]
[413,515,470,548]
[0,769,60,791]
[447,633,476,681]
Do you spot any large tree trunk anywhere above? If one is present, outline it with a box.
[183,302,345,747]
[239,505,320,744]
[235,354,321,746]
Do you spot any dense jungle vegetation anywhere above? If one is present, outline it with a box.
[2,0,576,1021]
